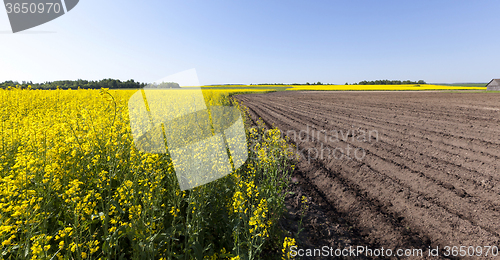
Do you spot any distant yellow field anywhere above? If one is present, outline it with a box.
[287,84,487,91]
[201,84,487,91]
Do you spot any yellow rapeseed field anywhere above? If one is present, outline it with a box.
[287,84,487,91]
[0,87,296,260]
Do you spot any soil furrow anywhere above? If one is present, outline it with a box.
[236,92,500,258]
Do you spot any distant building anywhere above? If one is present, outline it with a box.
[486,79,500,91]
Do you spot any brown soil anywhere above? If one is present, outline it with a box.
[236,91,500,259]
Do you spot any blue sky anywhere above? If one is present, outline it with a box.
[1,0,499,85]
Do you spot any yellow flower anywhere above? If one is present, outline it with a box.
[282,237,296,259]
[70,242,77,252]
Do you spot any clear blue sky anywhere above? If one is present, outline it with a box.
[1,0,499,85]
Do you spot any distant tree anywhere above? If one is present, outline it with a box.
[354,79,426,85]
[150,82,180,89]
[0,79,146,90]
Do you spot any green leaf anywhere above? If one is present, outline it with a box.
[110,199,125,214]
[24,243,29,257]
[191,241,203,260]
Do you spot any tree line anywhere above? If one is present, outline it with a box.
[251,80,427,85]
[1,78,428,89]
[251,82,328,85]
[0,78,147,90]
[348,79,426,85]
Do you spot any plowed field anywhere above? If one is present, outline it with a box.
[236,91,500,259]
